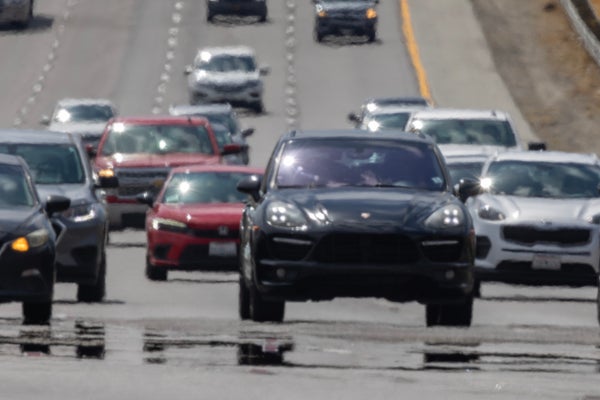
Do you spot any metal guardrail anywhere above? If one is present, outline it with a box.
[561,0,600,66]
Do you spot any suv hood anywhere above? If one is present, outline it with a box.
[270,188,459,232]
[157,203,244,227]
[318,1,374,12]
[36,184,90,207]
[95,153,221,169]
[472,194,600,224]
[194,70,260,85]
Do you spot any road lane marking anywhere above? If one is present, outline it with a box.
[400,0,433,104]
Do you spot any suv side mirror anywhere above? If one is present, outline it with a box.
[528,142,546,151]
[241,128,255,138]
[259,65,270,76]
[347,112,360,124]
[457,178,480,202]
[96,175,119,189]
[136,192,155,207]
[237,175,262,202]
[184,65,194,75]
[40,115,51,126]
[45,195,71,216]
[222,143,242,156]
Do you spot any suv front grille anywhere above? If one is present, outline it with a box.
[502,225,591,246]
[115,167,170,197]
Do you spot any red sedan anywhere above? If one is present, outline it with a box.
[139,164,263,281]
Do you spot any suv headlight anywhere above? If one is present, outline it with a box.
[266,201,308,230]
[152,218,188,233]
[12,229,50,252]
[425,204,466,229]
[61,203,96,222]
[478,205,506,221]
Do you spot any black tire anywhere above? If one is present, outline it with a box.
[207,12,214,22]
[252,101,264,114]
[258,13,267,23]
[425,295,473,327]
[367,29,376,43]
[315,31,324,42]
[146,257,167,281]
[77,252,107,302]
[22,301,52,325]
[239,276,250,320]
[248,282,284,322]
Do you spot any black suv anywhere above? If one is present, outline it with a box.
[313,0,378,43]
[206,0,268,22]
[237,130,478,326]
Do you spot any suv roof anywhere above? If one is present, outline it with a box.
[195,46,255,58]
[55,98,116,107]
[169,103,233,116]
[284,129,435,144]
[491,150,600,165]
[0,129,78,145]
[410,108,512,121]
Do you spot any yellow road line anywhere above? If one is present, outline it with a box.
[400,0,433,104]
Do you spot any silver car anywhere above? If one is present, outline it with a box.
[184,46,269,113]
[0,0,33,28]
[42,98,118,154]
[0,129,118,303]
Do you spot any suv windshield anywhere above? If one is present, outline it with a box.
[0,144,85,185]
[485,161,600,198]
[101,124,215,156]
[275,139,446,190]
[412,119,517,147]
[197,55,256,73]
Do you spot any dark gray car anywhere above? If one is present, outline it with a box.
[0,129,118,302]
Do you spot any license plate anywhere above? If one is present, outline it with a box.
[209,242,237,257]
[531,254,561,270]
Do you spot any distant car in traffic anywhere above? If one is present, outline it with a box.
[313,0,379,43]
[237,129,477,326]
[0,0,34,29]
[41,98,118,154]
[348,96,432,127]
[184,46,269,114]
[354,105,430,132]
[464,150,600,290]
[92,116,241,229]
[206,0,268,22]
[139,164,263,281]
[0,153,70,324]
[169,103,254,164]
[0,129,118,302]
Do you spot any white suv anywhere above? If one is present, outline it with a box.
[184,46,269,114]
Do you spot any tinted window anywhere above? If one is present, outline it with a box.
[412,119,517,147]
[162,172,256,204]
[197,55,256,73]
[101,124,215,156]
[0,144,85,185]
[484,161,600,198]
[55,105,114,123]
[275,139,446,190]
[0,164,35,208]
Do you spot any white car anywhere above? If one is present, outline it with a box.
[42,98,118,153]
[354,105,430,132]
[406,108,524,150]
[184,46,269,113]
[465,150,600,288]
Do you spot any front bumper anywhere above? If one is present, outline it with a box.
[207,1,267,16]
[0,241,54,303]
[148,228,240,271]
[247,229,474,304]
[190,84,262,106]
[474,220,600,286]
[315,16,376,36]
[0,2,30,24]
[54,215,106,284]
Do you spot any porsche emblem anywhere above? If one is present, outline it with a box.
[361,212,371,219]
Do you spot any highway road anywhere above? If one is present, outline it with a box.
[0,1,598,399]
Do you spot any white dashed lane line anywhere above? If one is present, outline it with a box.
[13,0,79,127]
[285,1,298,131]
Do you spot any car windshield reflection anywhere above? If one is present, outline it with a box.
[275,139,446,191]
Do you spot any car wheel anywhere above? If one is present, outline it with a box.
[248,282,284,322]
[146,257,167,281]
[367,30,376,43]
[77,251,107,302]
[22,301,52,325]
[252,101,264,114]
[239,276,251,320]
[315,31,324,42]
[207,12,214,22]
[258,13,267,23]
[425,295,473,327]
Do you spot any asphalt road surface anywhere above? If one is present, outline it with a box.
[0,1,598,399]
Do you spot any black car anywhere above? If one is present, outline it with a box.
[237,130,477,326]
[0,154,70,324]
[206,0,268,22]
[0,130,118,303]
[169,103,254,165]
[313,0,378,43]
